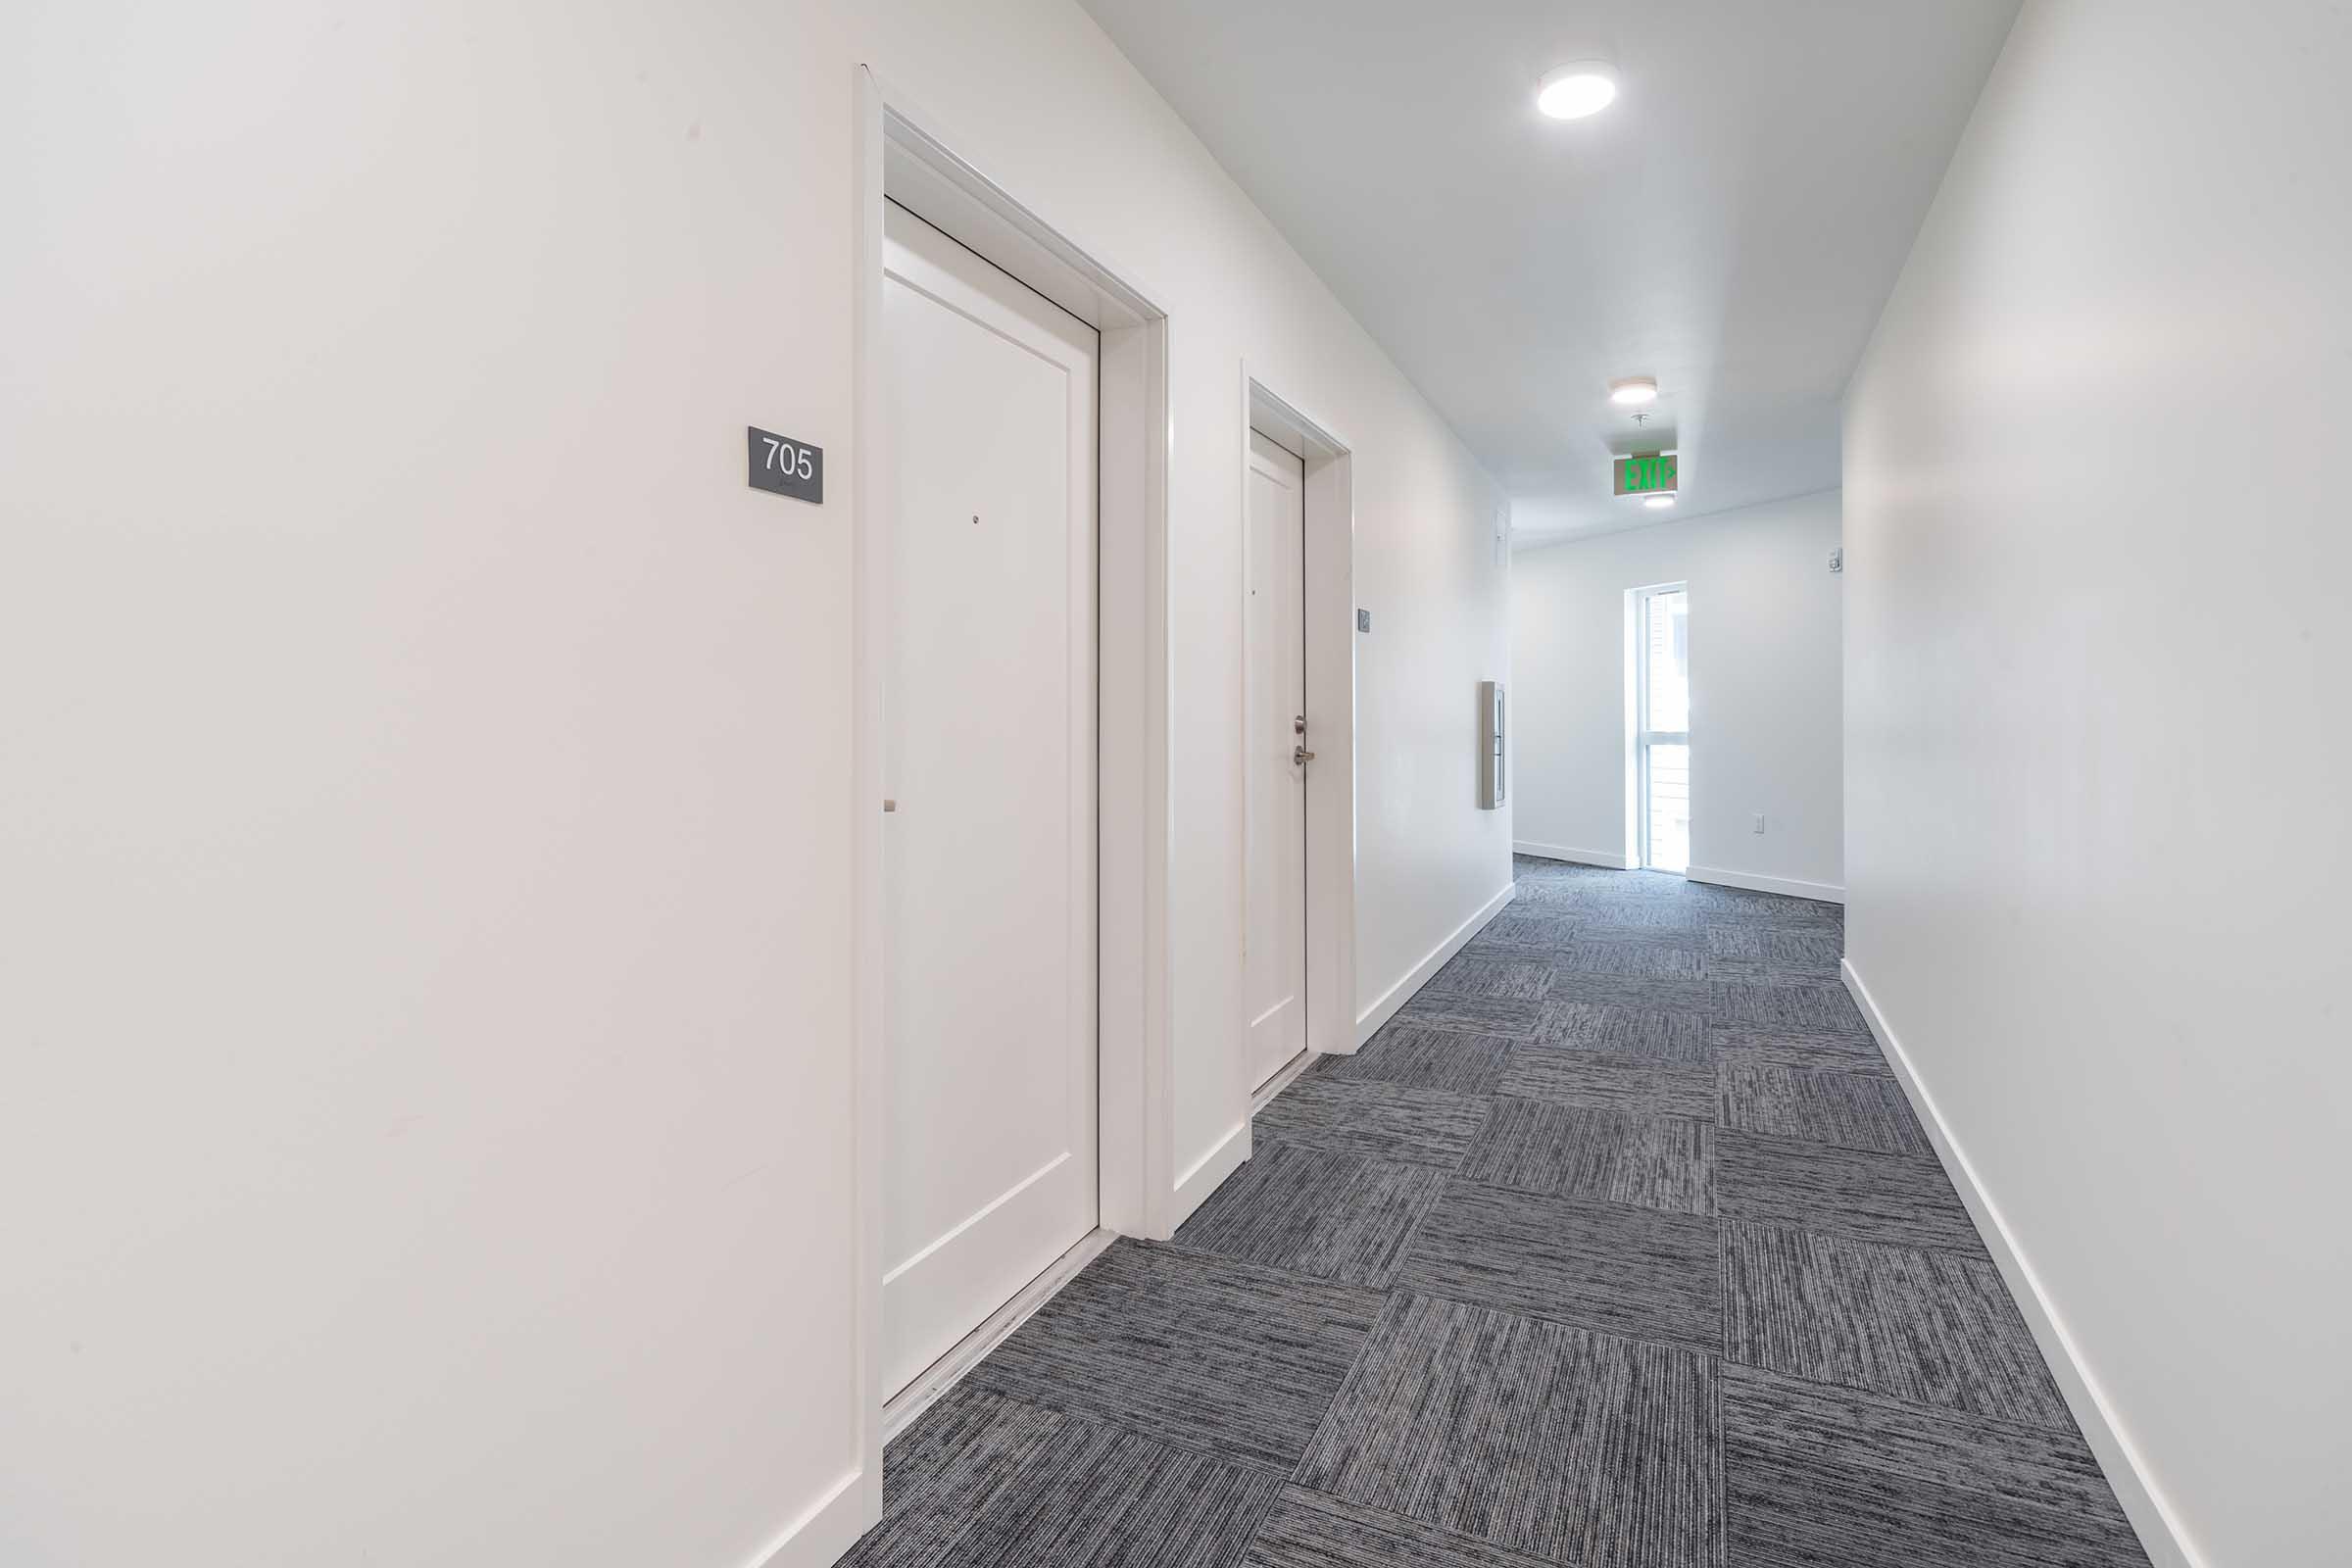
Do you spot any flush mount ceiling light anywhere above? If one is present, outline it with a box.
[1538,62,1617,120]
[1608,375,1658,406]
[1643,495,1676,510]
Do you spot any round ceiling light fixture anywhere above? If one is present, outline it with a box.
[1643,494,1676,510]
[1608,375,1659,406]
[1538,61,1618,120]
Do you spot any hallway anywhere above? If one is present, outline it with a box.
[845,858,2148,1567]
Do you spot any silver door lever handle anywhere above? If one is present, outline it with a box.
[1294,746,1315,765]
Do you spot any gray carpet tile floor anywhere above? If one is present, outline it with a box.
[1394,1180,1723,1350]
[1393,991,1544,1039]
[1295,1293,1719,1567]
[1501,1046,1719,1121]
[1424,953,1557,1000]
[1708,1021,1892,1075]
[1243,1486,1554,1568]
[1705,925,1845,978]
[1168,1141,1448,1288]
[1715,1128,1980,1251]
[1475,908,1585,952]
[1532,1001,1711,1065]
[1720,1061,1935,1155]
[1707,978,1872,1034]
[1551,937,1709,980]
[1543,970,1720,1013]
[1250,1076,1491,1167]
[1310,1022,1515,1095]
[855,858,2149,1567]
[965,1239,1383,1470]
[1459,1098,1714,1216]
[1722,1222,2073,1428]
[846,1385,1283,1568]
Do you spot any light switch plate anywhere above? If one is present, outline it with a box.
[1356,609,1371,633]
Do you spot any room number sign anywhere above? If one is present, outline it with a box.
[749,426,823,503]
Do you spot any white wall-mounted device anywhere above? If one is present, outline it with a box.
[1478,680,1506,809]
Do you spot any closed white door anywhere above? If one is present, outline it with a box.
[880,201,1098,1399]
[1244,429,1307,1090]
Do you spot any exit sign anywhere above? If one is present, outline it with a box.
[1614,454,1678,496]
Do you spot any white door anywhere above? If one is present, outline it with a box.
[881,201,1098,1399]
[1244,429,1307,1090]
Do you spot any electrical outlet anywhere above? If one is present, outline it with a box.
[1752,812,1766,834]
[1356,608,1371,633]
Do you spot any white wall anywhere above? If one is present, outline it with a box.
[0,1,1509,1564]
[1842,4,2352,1565]
[1510,491,1843,898]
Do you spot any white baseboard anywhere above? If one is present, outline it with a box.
[1167,1116,1250,1232]
[743,1465,872,1568]
[1686,863,1845,904]
[1512,839,1629,870]
[1353,880,1517,1047]
[1840,958,2202,1568]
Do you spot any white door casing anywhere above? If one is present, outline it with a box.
[1244,429,1307,1090]
[879,200,1098,1399]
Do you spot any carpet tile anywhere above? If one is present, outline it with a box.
[1296,1293,1720,1566]
[1507,876,1604,909]
[1725,1437,2147,1568]
[1396,1181,1721,1349]
[1552,939,1708,981]
[1172,1140,1449,1287]
[1317,1022,1515,1095]
[1475,909,1585,952]
[1701,926,1844,981]
[1690,886,1842,925]
[1252,1077,1490,1168]
[1704,925,1762,959]
[1459,1097,1714,1216]
[1716,1129,1978,1250]
[1721,1363,2132,1521]
[1719,1063,1932,1156]
[1544,970,1719,1013]
[1723,1222,2072,1428]
[1242,1486,1554,1568]
[1562,902,1709,931]
[1706,980,1869,1035]
[853,1388,1286,1568]
[850,1386,1065,1566]
[1501,1048,1717,1121]
[968,1239,1383,1470]
[845,859,2138,1568]
[1708,1022,1889,1075]
[1531,1002,1711,1065]
[1395,991,1544,1039]
[1575,919,1709,950]
[1758,928,1845,970]
[943,1417,1284,1568]
[1426,954,1555,1000]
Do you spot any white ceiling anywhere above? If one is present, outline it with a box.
[1082,0,2020,549]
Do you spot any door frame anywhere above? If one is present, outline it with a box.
[1629,580,1690,871]
[1241,373,1357,1064]
[848,66,1177,1531]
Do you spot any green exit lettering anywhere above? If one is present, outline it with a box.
[1615,455,1679,495]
